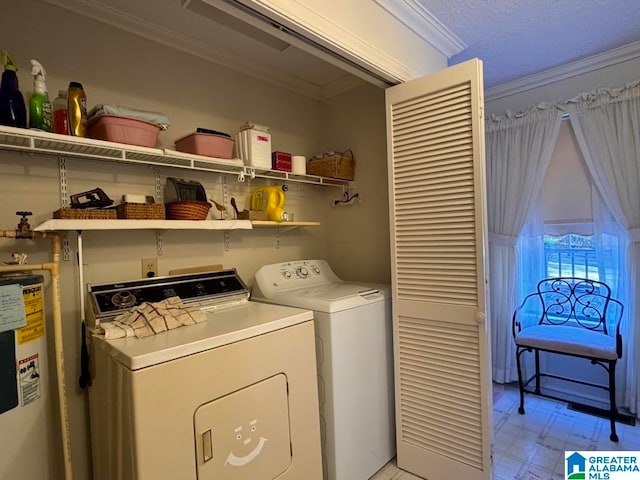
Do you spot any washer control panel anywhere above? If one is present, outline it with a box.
[256,259,340,295]
[278,261,321,282]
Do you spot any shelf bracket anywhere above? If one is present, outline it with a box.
[59,156,68,208]
[221,176,229,220]
[59,157,71,261]
[237,169,246,182]
[62,234,70,261]
[277,225,298,234]
[156,231,164,256]
[154,167,162,203]
[154,166,164,256]
[243,166,256,180]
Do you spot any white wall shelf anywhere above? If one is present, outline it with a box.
[34,219,320,232]
[34,218,320,232]
[251,221,321,227]
[5,127,327,254]
[0,125,348,187]
[34,219,253,232]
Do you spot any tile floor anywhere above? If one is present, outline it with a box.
[370,383,640,480]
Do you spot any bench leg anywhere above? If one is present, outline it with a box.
[534,349,541,394]
[516,346,526,414]
[609,360,619,442]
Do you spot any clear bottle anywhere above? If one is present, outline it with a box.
[52,90,68,135]
[67,81,86,137]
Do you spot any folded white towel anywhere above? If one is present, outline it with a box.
[88,104,170,129]
[98,296,206,339]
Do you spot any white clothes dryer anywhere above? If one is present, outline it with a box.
[253,260,395,480]
[86,269,322,480]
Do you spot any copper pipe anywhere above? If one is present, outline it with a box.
[0,229,73,480]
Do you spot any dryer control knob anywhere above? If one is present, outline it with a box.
[296,267,309,278]
[282,271,292,279]
[112,291,136,308]
[312,267,320,275]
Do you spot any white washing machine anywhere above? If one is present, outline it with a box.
[86,269,322,480]
[253,260,395,480]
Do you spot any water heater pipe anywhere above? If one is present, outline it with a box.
[0,229,73,480]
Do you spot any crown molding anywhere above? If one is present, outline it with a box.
[373,0,466,58]
[486,40,640,102]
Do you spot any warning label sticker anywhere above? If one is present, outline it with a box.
[19,353,41,406]
[17,283,45,345]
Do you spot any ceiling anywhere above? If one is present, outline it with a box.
[419,0,640,88]
[43,0,640,98]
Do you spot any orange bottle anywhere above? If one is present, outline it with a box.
[67,81,86,136]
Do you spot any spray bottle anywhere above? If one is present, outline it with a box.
[28,60,52,132]
[0,51,27,128]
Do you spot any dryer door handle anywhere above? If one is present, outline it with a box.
[202,429,213,463]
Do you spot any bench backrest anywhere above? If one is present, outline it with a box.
[536,278,612,333]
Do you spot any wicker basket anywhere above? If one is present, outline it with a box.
[237,209,267,220]
[53,208,116,220]
[116,202,165,220]
[307,150,355,180]
[165,201,212,220]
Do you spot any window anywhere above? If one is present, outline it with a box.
[543,233,598,280]
[520,122,625,336]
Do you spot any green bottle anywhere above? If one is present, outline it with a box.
[28,59,52,132]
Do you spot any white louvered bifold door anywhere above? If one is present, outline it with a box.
[385,59,492,480]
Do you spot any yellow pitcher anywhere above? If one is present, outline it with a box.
[250,186,288,222]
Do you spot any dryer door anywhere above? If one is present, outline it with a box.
[194,373,292,479]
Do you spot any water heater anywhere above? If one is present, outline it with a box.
[0,274,54,479]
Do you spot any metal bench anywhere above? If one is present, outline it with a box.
[512,277,623,441]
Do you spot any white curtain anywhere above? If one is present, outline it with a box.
[567,80,640,413]
[516,193,545,302]
[486,107,562,383]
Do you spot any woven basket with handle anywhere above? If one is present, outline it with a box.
[165,201,211,220]
[307,149,355,180]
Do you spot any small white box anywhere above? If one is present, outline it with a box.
[123,194,149,204]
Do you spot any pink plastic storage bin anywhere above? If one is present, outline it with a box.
[174,132,235,159]
[87,115,161,148]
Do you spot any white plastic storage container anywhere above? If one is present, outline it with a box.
[236,128,272,171]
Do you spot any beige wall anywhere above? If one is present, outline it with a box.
[319,85,391,284]
[0,2,391,479]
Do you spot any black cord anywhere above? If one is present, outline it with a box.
[334,192,359,205]
[78,321,91,389]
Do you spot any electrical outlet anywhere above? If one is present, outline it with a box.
[141,258,158,278]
